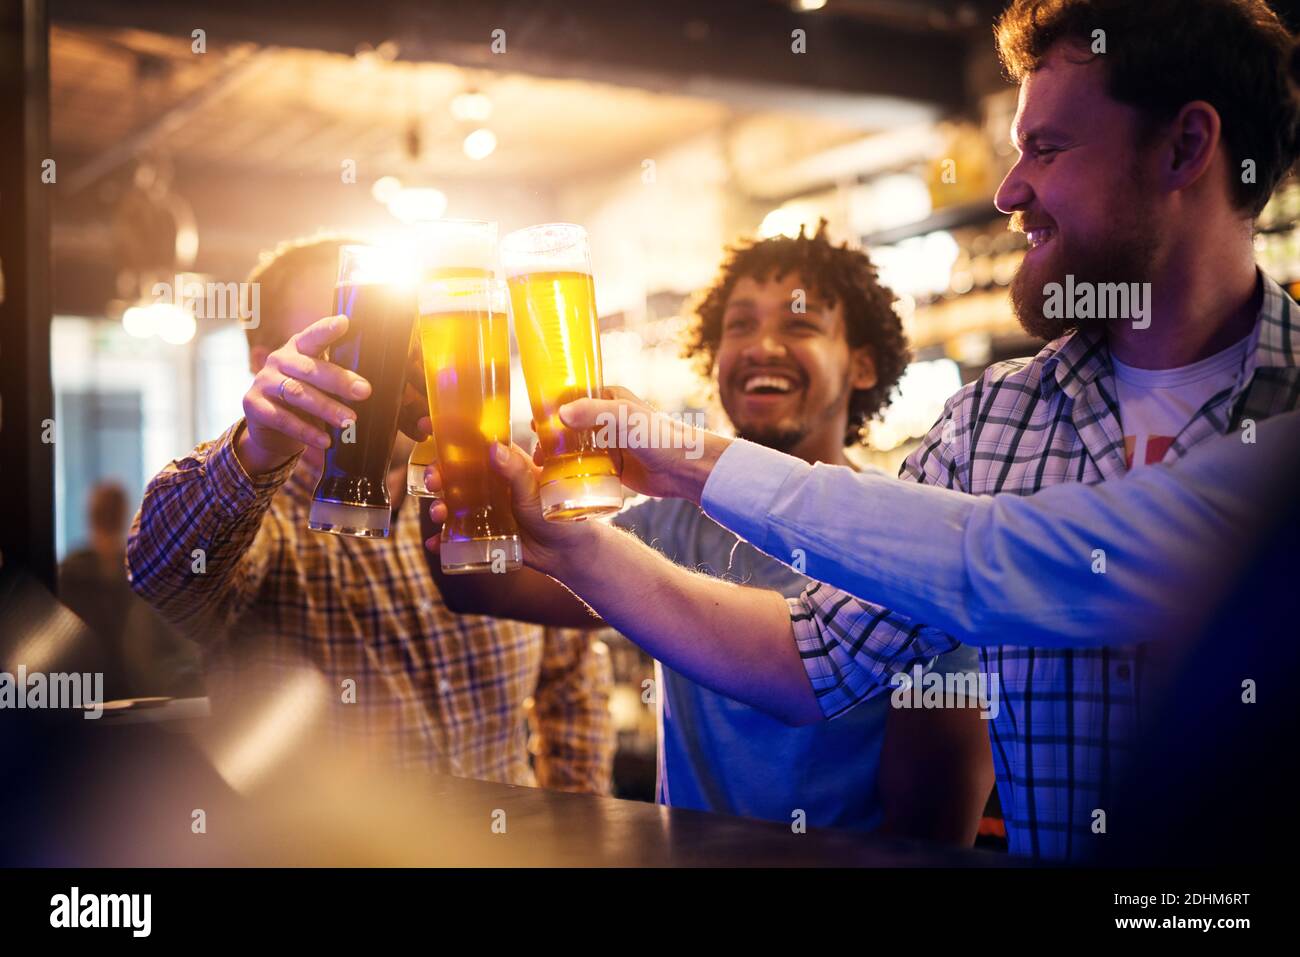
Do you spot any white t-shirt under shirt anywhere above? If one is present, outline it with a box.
[1111,335,1250,470]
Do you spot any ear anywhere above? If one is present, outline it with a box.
[849,346,878,392]
[249,344,271,375]
[1162,100,1221,196]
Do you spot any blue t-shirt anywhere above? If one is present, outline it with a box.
[611,495,979,831]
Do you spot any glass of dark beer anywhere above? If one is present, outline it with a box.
[308,244,417,538]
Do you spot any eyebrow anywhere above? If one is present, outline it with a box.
[1012,122,1072,149]
[722,296,831,314]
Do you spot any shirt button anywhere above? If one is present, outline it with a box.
[1115,664,1131,681]
[439,679,453,695]
[420,599,435,614]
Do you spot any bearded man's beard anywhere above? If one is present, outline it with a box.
[1010,193,1160,342]
[733,422,809,453]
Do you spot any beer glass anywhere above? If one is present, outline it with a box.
[500,224,622,521]
[419,277,522,574]
[308,245,416,538]
[406,220,500,500]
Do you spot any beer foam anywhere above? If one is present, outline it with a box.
[413,221,498,273]
[502,223,592,278]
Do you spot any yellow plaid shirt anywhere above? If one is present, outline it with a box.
[126,420,613,793]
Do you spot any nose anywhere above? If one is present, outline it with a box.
[994,156,1034,215]
[743,334,788,361]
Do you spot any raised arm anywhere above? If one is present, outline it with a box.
[701,410,1300,647]
[558,389,1300,649]
[127,314,382,642]
[125,420,295,643]
[426,443,823,725]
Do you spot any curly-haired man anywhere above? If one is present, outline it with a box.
[429,223,993,840]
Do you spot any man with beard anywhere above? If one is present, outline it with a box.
[426,224,993,842]
[428,0,1300,859]
[127,235,614,791]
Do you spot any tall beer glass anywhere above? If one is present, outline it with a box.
[308,245,416,538]
[419,277,522,574]
[406,220,499,500]
[501,224,622,521]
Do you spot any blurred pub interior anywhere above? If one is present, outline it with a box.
[5,0,1300,812]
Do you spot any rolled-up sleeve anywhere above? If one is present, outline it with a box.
[126,420,299,643]
[789,583,959,718]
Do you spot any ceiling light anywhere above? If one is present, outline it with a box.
[121,305,156,339]
[154,303,198,345]
[371,175,403,204]
[462,128,497,161]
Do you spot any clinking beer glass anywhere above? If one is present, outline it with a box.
[308,244,416,538]
[501,223,622,521]
[420,277,522,574]
[406,219,500,501]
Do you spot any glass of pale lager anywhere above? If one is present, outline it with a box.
[500,223,622,521]
[308,245,417,538]
[405,219,500,500]
[419,276,522,574]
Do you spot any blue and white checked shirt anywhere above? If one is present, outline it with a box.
[706,272,1299,859]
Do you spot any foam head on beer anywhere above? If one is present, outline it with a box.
[412,219,498,278]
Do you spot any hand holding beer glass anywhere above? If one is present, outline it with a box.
[420,277,522,574]
[308,244,418,538]
[501,224,622,521]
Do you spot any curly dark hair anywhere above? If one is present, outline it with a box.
[996,0,1299,217]
[684,220,910,446]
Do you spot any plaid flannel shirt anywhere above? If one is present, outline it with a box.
[126,420,614,793]
[791,271,1300,859]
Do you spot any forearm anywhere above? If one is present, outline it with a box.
[126,420,290,639]
[702,443,981,637]
[700,435,1285,649]
[546,523,822,725]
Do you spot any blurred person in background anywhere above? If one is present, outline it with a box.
[126,235,613,792]
[58,480,202,699]
[426,224,993,842]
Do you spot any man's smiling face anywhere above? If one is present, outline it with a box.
[714,272,873,453]
[997,43,1165,340]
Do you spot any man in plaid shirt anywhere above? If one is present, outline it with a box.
[126,236,613,792]
[426,0,1300,858]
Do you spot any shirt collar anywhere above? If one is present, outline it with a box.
[1037,269,1299,402]
[1240,270,1300,379]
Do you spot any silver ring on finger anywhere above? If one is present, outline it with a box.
[278,376,295,404]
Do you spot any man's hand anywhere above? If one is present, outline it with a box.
[423,442,601,578]
[557,386,732,505]
[235,315,373,475]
